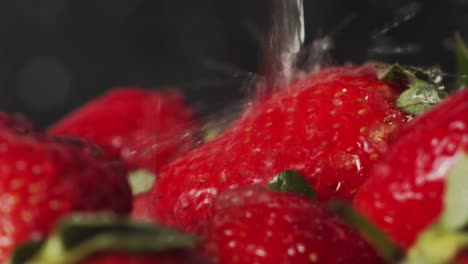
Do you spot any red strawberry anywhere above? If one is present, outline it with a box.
[83,251,207,264]
[0,112,39,135]
[353,89,468,249]
[197,185,384,264]
[0,118,132,262]
[48,88,200,173]
[149,65,408,231]
[131,192,152,221]
[9,214,210,264]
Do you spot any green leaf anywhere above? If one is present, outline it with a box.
[9,241,44,264]
[454,33,468,92]
[380,63,447,115]
[268,170,316,199]
[440,152,468,230]
[12,214,196,264]
[128,169,156,195]
[329,201,404,263]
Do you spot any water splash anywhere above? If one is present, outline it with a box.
[296,14,358,75]
[263,0,305,93]
[371,2,422,39]
[369,43,422,55]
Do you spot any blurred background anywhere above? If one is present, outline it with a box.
[0,0,466,127]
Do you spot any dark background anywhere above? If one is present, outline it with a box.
[0,0,467,127]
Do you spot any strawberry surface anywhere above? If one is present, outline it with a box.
[0,123,132,261]
[131,192,152,222]
[49,88,200,173]
[198,185,384,264]
[149,65,408,231]
[353,89,468,249]
[0,112,39,135]
[83,251,208,264]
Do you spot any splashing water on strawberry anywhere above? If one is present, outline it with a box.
[145,0,439,233]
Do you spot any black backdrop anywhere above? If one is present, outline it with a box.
[0,0,466,127]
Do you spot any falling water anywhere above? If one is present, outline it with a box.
[263,0,305,94]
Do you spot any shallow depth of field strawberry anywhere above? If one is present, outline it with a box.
[0,115,133,262]
[149,64,411,232]
[48,88,201,175]
[1,1,468,264]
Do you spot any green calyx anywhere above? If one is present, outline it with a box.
[379,63,448,115]
[9,214,196,264]
[268,170,317,199]
[128,169,156,195]
[454,33,468,92]
[401,152,468,264]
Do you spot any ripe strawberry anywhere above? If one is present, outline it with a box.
[197,185,384,264]
[353,89,468,249]
[48,88,200,173]
[83,251,207,264]
[0,119,132,262]
[9,214,209,264]
[131,192,152,222]
[149,65,408,231]
[0,112,39,135]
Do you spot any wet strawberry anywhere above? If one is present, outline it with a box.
[0,119,132,262]
[49,88,200,173]
[150,65,408,231]
[198,185,384,264]
[353,89,468,249]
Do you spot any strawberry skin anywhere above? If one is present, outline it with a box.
[49,88,200,173]
[353,89,468,249]
[198,186,384,264]
[131,192,152,221]
[83,251,209,264]
[0,112,39,135]
[150,65,407,231]
[0,125,132,261]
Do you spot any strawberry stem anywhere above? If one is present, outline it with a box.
[9,241,44,264]
[329,200,404,263]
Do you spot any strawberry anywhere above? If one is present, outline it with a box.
[0,112,39,135]
[353,88,468,249]
[197,183,384,264]
[82,252,203,264]
[149,65,408,231]
[9,214,210,264]
[48,88,200,173]
[0,117,132,262]
[131,192,152,222]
